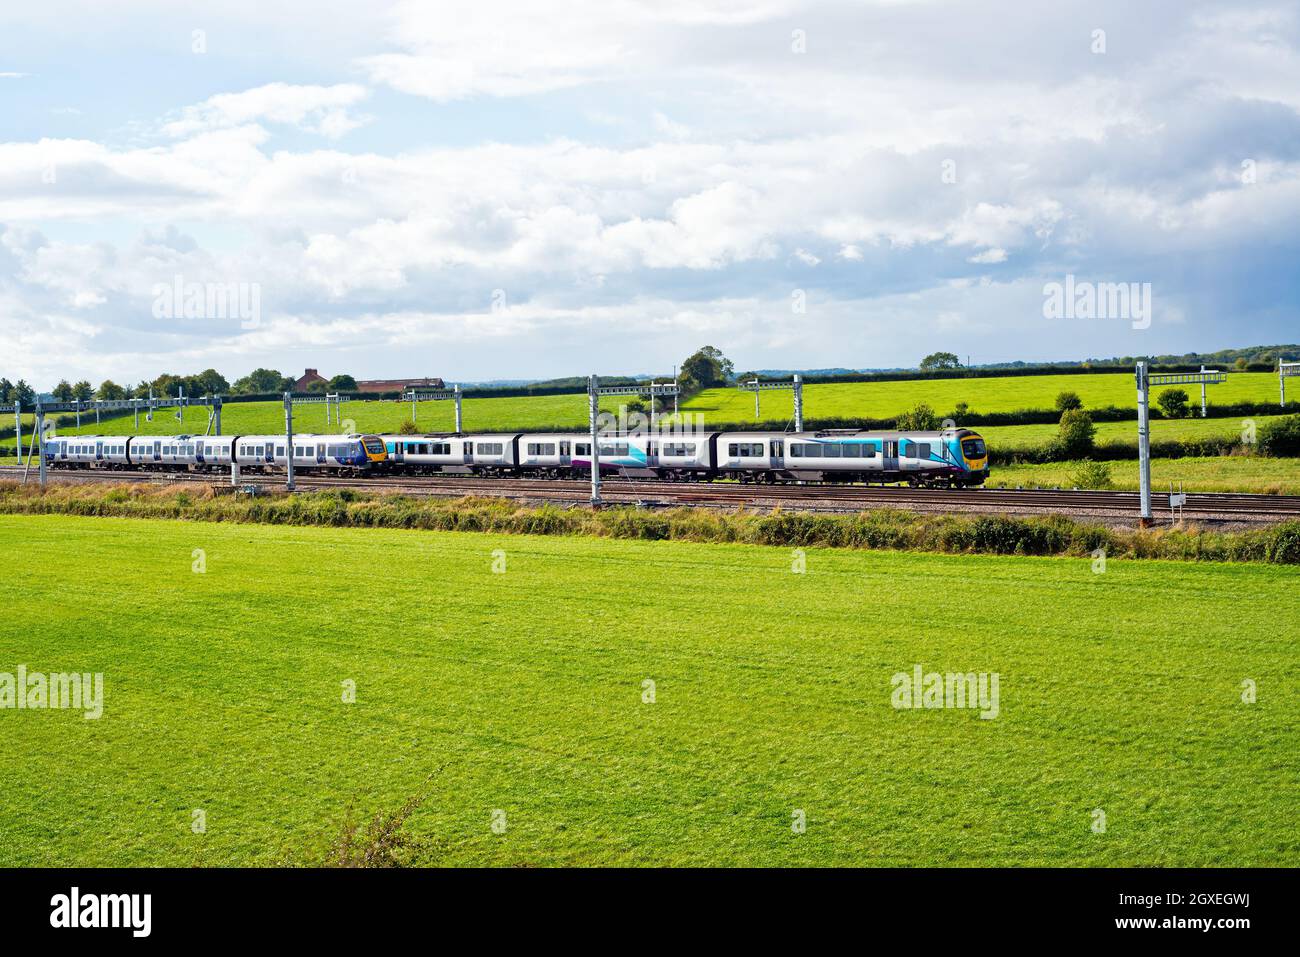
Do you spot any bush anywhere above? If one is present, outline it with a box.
[1056,409,1096,458]
[398,420,419,435]
[1068,459,1113,489]
[1257,415,1300,457]
[896,403,940,431]
[1157,388,1190,419]
[1055,390,1083,412]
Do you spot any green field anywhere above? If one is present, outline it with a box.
[992,456,1300,495]
[678,372,1280,424]
[1,392,593,450]
[979,414,1286,449]
[5,372,1286,451]
[1,513,1294,866]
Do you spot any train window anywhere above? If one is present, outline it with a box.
[662,442,697,456]
[476,442,503,455]
[822,444,841,458]
[598,443,629,456]
[962,438,986,458]
[576,443,591,456]
[560,441,570,455]
[728,443,764,457]
[912,443,931,459]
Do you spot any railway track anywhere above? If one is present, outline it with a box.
[5,465,1299,524]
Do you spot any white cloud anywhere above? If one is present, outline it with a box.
[160,83,371,139]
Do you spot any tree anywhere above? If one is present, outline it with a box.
[398,419,420,434]
[327,374,357,391]
[14,380,34,406]
[679,346,734,391]
[1233,357,1248,372]
[1054,390,1083,412]
[72,380,93,402]
[1056,409,1095,458]
[190,368,230,395]
[52,380,73,401]
[1156,388,1190,419]
[231,368,286,395]
[896,403,940,431]
[96,380,126,401]
[919,351,960,372]
[0,379,11,403]
[307,379,329,393]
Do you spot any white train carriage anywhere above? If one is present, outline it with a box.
[382,433,473,473]
[714,431,784,482]
[515,433,579,477]
[45,435,133,469]
[381,433,519,474]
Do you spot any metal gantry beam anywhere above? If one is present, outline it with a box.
[593,380,681,430]
[738,374,803,431]
[403,385,463,432]
[1280,361,1300,407]
[1136,362,1227,526]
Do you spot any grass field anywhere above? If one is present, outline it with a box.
[5,372,1286,451]
[978,414,1285,449]
[678,372,1280,424]
[0,513,1294,867]
[1,392,594,450]
[992,456,1300,495]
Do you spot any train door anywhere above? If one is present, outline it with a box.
[559,440,571,467]
[463,440,473,465]
[883,440,899,473]
[391,441,404,465]
[316,442,325,464]
[770,439,784,470]
[95,440,103,462]
[645,440,658,469]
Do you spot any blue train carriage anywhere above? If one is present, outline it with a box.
[721,427,988,487]
[232,433,386,473]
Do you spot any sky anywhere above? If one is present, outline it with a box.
[1,0,1298,388]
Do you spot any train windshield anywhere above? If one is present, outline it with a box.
[962,438,987,458]
[362,437,385,454]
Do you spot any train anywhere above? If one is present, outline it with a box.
[42,427,989,487]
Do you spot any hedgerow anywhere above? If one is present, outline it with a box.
[1,481,1297,565]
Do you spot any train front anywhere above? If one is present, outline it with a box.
[359,434,388,469]
[957,430,989,485]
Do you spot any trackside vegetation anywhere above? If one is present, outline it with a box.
[1,482,1297,564]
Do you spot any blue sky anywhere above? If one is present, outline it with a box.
[1,0,1298,388]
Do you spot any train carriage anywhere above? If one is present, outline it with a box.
[380,433,518,474]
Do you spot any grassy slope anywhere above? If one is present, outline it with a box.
[679,372,1280,424]
[992,456,1300,495]
[979,414,1287,448]
[0,514,1293,867]
[1,393,594,448]
[7,372,1284,448]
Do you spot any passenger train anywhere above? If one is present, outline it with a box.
[43,427,989,487]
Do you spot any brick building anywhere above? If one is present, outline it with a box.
[354,377,445,394]
[294,368,327,391]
